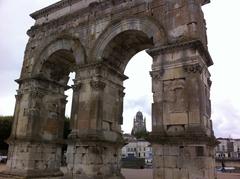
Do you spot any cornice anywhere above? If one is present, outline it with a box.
[30,0,83,20]
[15,74,71,90]
[202,0,210,6]
[27,0,150,37]
[30,0,210,20]
[147,39,213,67]
[148,133,218,146]
[78,61,128,81]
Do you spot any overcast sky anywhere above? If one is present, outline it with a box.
[0,0,240,138]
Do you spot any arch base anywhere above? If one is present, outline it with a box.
[0,140,63,179]
[65,140,125,179]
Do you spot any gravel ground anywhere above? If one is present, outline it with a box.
[1,164,240,179]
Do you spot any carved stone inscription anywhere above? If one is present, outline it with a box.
[164,78,187,113]
[163,78,188,126]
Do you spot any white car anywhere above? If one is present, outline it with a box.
[217,166,235,172]
[0,155,7,163]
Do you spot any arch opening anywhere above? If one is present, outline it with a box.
[121,51,153,168]
[36,49,76,142]
[41,49,76,85]
[99,29,155,135]
[102,30,154,73]
[100,29,155,169]
[65,72,76,118]
[123,50,153,134]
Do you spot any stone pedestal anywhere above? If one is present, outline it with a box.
[150,135,217,179]
[0,141,63,179]
[65,131,125,179]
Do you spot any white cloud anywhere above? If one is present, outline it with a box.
[0,0,59,115]
[203,1,240,138]
[212,100,240,138]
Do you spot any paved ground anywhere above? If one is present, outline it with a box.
[122,168,240,179]
[0,164,4,172]
[122,168,153,179]
[217,172,240,179]
[1,164,240,178]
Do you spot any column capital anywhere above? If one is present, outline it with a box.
[90,80,106,90]
[150,70,164,80]
[118,90,125,98]
[147,40,213,67]
[183,63,203,74]
[29,88,45,98]
[15,90,23,101]
[72,82,82,92]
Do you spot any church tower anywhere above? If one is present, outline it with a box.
[131,111,147,136]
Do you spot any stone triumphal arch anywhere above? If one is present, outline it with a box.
[1,0,217,178]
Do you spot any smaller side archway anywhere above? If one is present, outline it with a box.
[32,37,86,77]
[5,36,86,178]
[25,36,86,142]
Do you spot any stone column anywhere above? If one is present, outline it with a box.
[147,40,217,179]
[66,63,125,179]
[1,77,67,178]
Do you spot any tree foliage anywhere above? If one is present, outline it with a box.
[0,116,71,150]
[0,116,13,150]
[63,117,71,139]
[132,130,149,139]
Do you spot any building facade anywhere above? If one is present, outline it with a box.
[215,138,240,159]
[121,134,152,163]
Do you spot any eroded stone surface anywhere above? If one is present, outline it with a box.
[0,0,216,178]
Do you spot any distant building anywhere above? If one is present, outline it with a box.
[131,111,147,136]
[121,111,152,165]
[215,138,240,159]
[121,134,152,163]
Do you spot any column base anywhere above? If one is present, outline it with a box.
[3,140,63,179]
[63,173,125,179]
[65,131,125,179]
[152,143,216,179]
[0,169,63,179]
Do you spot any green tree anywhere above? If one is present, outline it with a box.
[63,117,71,139]
[0,116,13,150]
[132,130,149,139]
[0,116,71,151]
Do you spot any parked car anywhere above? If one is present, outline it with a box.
[0,155,7,163]
[217,166,235,173]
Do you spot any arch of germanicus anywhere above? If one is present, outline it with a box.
[1,0,217,178]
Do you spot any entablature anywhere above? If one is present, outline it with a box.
[30,0,153,25]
